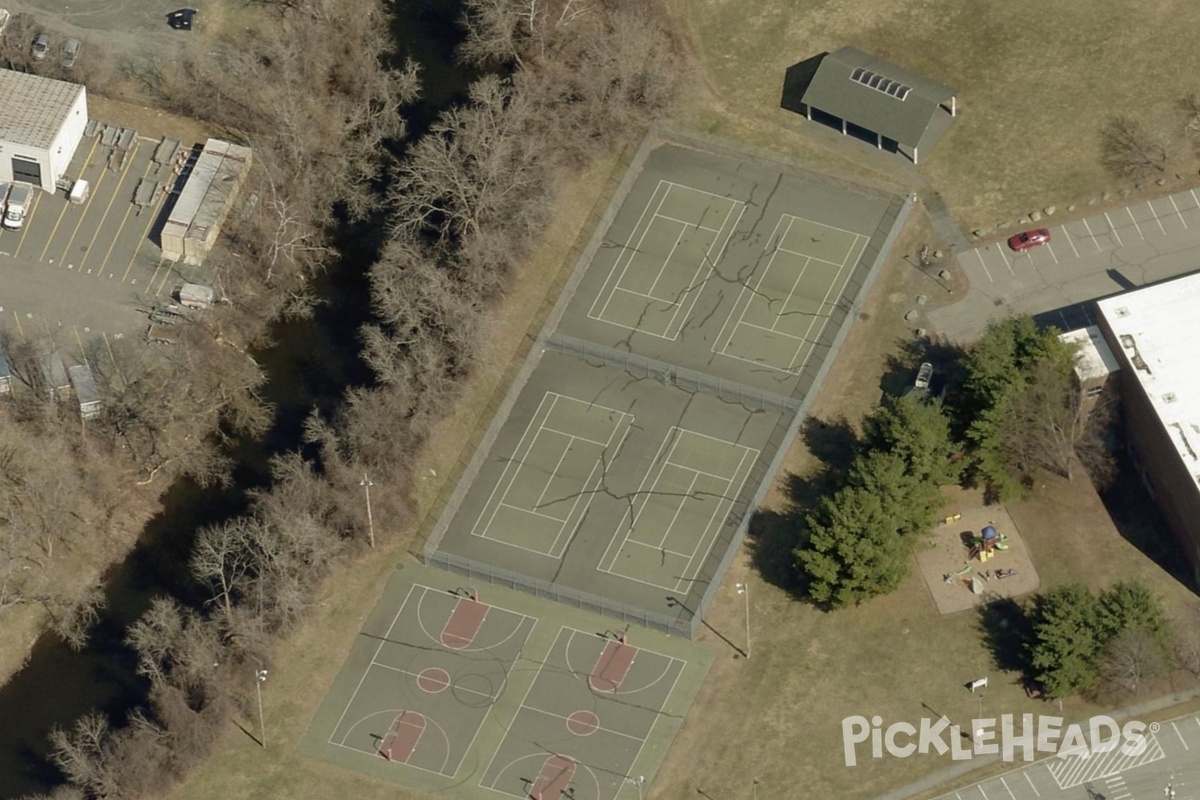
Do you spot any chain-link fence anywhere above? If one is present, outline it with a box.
[426,549,694,637]
[545,333,800,415]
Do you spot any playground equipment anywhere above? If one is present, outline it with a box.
[967,524,1009,562]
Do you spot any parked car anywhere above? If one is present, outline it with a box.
[166,8,196,30]
[31,31,49,60]
[1007,228,1051,252]
[61,38,80,69]
[0,9,11,37]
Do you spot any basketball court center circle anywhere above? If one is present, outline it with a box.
[566,710,600,736]
[417,666,452,694]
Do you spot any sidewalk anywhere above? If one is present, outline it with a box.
[873,687,1200,800]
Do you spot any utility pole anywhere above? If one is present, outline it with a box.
[256,668,268,748]
[360,473,376,548]
[736,582,751,658]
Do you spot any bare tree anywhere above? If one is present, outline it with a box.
[1100,113,1185,180]
[1173,605,1200,677]
[1099,627,1169,697]
[49,714,119,799]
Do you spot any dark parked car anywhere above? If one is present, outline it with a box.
[31,32,49,60]
[1008,228,1051,251]
[167,8,196,30]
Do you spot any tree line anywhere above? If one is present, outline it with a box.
[10,0,685,798]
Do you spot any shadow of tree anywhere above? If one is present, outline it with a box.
[746,417,860,596]
[976,594,1034,674]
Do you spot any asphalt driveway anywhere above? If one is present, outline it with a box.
[928,186,1200,341]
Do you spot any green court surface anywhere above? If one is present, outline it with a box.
[471,392,634,558]
[299,565,712,800]
[714,214,868,372]
[429,137,907,634]
[598,428,758,592]
[587,181,743,340]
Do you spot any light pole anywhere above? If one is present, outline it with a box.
[752,779,759,800]
[255,668,268,748]
[360,473,376,548]
[735,583,751,658]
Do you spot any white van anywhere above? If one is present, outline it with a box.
[3,182,33,230]
[0,182,11,222]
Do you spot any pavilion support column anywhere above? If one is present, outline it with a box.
[841,118,847,135]
[951,95,957,117]
[913,146,919,165]
[806,105,811,121]
[876,132,882,150]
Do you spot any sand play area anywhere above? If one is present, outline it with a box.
[916,505,1041,615]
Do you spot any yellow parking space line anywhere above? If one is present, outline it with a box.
[56,143,137,268]
[37,133,103,262]
[84,156,148,278]
[154,261,176,296]
[145,257,167,296]
[130,188,172,292]
[73,326,87,361]
[12,311,24,340]
[10,191,41,257]
[106,162,157,281]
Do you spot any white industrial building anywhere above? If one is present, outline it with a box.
[0,69,88,192]
[1096,274,1200,586]
[161,139,252,266]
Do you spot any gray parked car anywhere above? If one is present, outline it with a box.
[31,31,49,60]
[61,38,80,69]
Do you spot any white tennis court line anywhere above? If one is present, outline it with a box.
[588,179,744,339]
[597,428,758,591]
[656,212,721,233]
[471,393,633,557]
[784,230,868,374]
[775,245,859,269]
[712,213,866,373]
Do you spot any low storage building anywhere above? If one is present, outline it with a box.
[0,69,88,192]
[161,139,252,266]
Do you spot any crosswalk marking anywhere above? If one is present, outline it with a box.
[1046,732,1166,789]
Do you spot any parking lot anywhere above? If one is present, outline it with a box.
[0,121,208,337]
[927,186,1200,341]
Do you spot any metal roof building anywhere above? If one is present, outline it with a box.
[793,47,957,165]
[161,139,252,266]
[1096,273,1200,586]
[0,69,88,192]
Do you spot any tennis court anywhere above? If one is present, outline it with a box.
[480,627,686,800]
[587,180,744,340]
[325,584,535,777]
[713,214,868,373]
[471,392,635,558]
[598,428,758,592]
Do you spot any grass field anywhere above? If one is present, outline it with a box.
[672,0,1200,230]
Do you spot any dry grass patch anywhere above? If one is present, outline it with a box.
[674,0,1200,230]
[649,215,1200,800]
[165,149,629,800]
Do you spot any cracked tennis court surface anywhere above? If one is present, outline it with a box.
[426,135,908,631]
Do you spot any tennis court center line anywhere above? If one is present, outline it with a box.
[784,229,867,373]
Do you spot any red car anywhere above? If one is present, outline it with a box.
[1008,228,1051,251]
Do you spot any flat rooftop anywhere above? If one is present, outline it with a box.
[1098,274,1200,482]
[0,69,85,150]
[1060,326,1120,382]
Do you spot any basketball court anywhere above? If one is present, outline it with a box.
[713,214,868,372]
[480,627,684,800]
[587,180,744,340]
[325,584,535,776]
[301,567,711,800]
